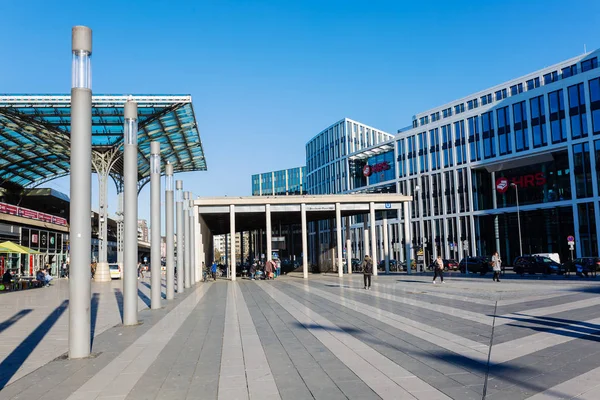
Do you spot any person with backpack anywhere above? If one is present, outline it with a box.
[492,251,502,282]
[433,255,444,284]
[211,261,218,281]
[362,255,373,290]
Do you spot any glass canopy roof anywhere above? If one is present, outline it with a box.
[0,95,207,188]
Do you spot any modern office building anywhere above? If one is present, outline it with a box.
[306,50,600,267]
[251,167,306,196]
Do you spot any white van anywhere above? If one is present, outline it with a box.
[533,253,561,264]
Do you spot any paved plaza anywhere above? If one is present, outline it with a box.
[1,274,600,399]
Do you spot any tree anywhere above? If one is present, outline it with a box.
[214,248,222,263]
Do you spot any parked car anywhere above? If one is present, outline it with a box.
[532,253,561,264]
[108,263,122,280]
[459,256,491,275]
[377,259,399,271]
[427,259,459,271]
[513,255,564,275]
[351,258,362,272]
[563,257,600,277]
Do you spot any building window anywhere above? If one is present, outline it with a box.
[454,103,465,114]
[590,78,600,135]
[413,120,418,128]
[467,98,479,110]
[510,83,523,96]
[429,128,440,171]
[568,83,588,139]
[543,71,559,85]
[481,94,492,106]
[530,95,548,148]
[526,77,541,91]
[595,140,600,193]
[562,64,578,78]
[432,173,442,216]
[482,111,496,159]
[457,168,469,213]
[496,107,512,156]
[407,136,417,175]
[513,101,529,152]
[454,120,466,165]
[442,124,453,167]
[582,57,598,72]
[397,139,406,178]
[578,203,598,257]
[418,132,428,173]
[573,142,593,198]
[467,116,481,161]
[431,111,440,122]
[444,171,456,214]
[549,89,567,143]
[495,89,507,101]
[442,108,452,118]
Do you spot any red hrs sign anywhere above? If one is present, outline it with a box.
[495,172,546,193]
[363,161,391,177]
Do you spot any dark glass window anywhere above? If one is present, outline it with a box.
[454,103,465,114]
[432,173,442,216]
[578,203,598,257]
[457,168,469,213]
[543,71,558,85]
[513,101,529,152]
[442,124,453,167]
[418,132,428,173]
[568,83,588,139]
[510,83,523,96]
[495,89,507,101]
[412,120,418,128]
[496,106,511,156]
[444,171,456,214]
[526,77,541,90]
[562,64,577,78]
[530,95,548,147]
[442,108,452,118]
[454,120,466,165]
[582,57,598,72]
[549,89,567,143]
[482,111,496,159]
[407,136,417,175]
[431,112,440,122]
[481,94,492,105]
[590,78,600,135]
[467,99,479,110]
[397,139,406,178]
[468,116,481,162]
[429,128,440,171]
[573,143,593,198]
[595,140,600,193]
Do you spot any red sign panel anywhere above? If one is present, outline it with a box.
[0,201,67,226]
[496,173,547,193]
[363,161,391,177]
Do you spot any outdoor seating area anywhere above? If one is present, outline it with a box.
[0,241,46,292]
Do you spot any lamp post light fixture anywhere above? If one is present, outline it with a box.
[123,100,139,326]
[511,183,524,257]
[69,25,92,359]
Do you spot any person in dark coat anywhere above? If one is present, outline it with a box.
[362,255,373,290]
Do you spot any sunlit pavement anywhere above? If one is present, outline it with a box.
[1,273,600,399]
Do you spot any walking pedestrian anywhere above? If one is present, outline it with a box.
[433,255,444,284]
[250,261,257,280]
[211,261,218,281]
[265,259,274,280]
[137,262,144,279]
[362,255,373,290]
[492,251,502,282]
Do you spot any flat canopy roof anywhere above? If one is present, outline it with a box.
[194,194,412,235]
[0,94,207,188]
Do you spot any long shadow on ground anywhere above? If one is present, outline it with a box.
[0,300,68,390]
[0,310,32,334]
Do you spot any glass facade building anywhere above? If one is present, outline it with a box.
[251,167,306,196]
[305,51,600,266]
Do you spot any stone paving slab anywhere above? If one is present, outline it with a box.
[2,274,600,399]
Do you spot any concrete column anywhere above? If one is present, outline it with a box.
[123,100,139,326]
[95,171,110,282]
[266,204,272,261]
[383,211,390,274]
[301,203,308,279]
[369,202,377,276]
[335,203,343,277]
[403,201,412,274]
[188,201,195,284]
[69,25,92,358]
[183,192,191,289]
[230,205,237,280]
[194,205,202,282]
[150,141,161,310]
[176,181,184,293]
[363,220,369,260]
[165,163,174,300]
[345,216,352,275]
[240,231,244,266]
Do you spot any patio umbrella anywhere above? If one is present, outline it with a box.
[0,241,40,254]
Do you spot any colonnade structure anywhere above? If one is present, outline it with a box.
[192,194,412,280]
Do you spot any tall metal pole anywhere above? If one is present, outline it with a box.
[513,183,523,256]
[369,202,377,276]
[176,181,184,293]
[150,141,161,309]
[301,203,308,279]
[165,163,174,300]
[183,191,191,289]
[189,200,196,284]
[123,100,139,326]
[335,203,343,277]
[69,26,92,359]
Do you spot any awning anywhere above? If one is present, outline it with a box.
[0,241,40,254]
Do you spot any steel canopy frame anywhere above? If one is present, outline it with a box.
[0,94,207,188]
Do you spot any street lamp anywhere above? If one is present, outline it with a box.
[511,183,523,256]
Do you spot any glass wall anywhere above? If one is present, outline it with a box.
[366,151,396,185]
[573,143,593,198]
[513,101,529,152]
[530,95,548,148]
[568,83,588,139]
[549,89,567,144]
[590,78,600,135]
[482,111,496,159]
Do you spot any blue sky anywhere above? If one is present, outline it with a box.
[1,0,599,230]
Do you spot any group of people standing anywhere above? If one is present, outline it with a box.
[249,259,280,280]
